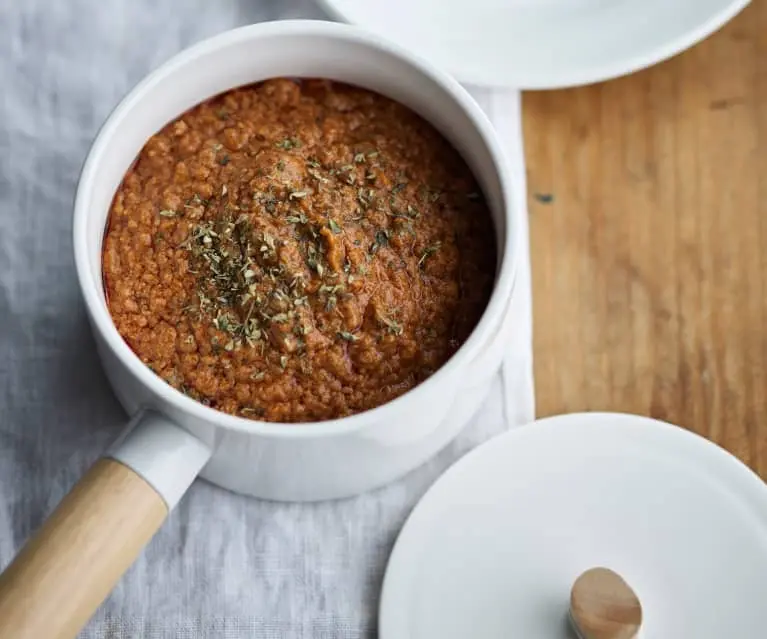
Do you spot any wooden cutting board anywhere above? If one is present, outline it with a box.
[523,1,767,477]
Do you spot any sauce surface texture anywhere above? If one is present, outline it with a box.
[103,79,496,422]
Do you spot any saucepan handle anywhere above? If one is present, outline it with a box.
[0,410,211,639]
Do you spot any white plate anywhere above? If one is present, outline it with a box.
[379,413,767,638]
[319,0,750,88]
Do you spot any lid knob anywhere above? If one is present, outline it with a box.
[569,567,642,639]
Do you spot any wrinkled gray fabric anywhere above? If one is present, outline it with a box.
[0,1,533,637]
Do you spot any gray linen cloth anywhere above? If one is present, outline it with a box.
[0,1,534,636]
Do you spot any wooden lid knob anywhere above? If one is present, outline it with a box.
[569,567,643,639]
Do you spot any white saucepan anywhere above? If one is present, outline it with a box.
[0,20,519,639]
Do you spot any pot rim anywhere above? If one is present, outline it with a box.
[73,19,519,439]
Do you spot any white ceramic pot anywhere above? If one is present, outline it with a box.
[0,20,518,639]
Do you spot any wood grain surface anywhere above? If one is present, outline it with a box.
[523,2,767,476]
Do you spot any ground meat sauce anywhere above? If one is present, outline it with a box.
[103,79,496,422]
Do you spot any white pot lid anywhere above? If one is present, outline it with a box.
[319,0,750,89]
[379,412,767,638]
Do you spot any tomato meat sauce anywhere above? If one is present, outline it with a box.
[102,79,496,422]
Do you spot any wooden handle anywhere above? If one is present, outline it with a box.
[0,458,168,639]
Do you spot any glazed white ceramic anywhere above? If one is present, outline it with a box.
[379,412,767,638]
[73,20,519,504]
[319,0,751,89]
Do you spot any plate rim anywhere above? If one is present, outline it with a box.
[378,411,767,638]
[317,0,751,89]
